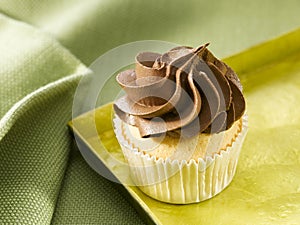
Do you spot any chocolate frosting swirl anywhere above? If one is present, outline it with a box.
[114,44,245,137]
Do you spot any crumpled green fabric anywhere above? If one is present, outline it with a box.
[0,14,143,225]
[0,0,300,224]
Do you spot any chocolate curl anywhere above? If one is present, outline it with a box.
[135,69,202,137]
[114,47,197,118]
[207,62,232,110]
[115,50,203,136]
[115,51,175,117]
[196,44,245,132]
[228,79,246,121]
[114,44,246,137]
[135,52,165,85]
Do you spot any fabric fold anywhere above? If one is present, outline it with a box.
[0,14,89,225]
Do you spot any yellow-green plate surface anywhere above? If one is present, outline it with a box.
[69,29,300,225]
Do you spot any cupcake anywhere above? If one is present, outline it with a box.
[113,44,247,204]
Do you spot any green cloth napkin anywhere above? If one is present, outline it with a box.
[0,0,300,224]
[0,14,144,225]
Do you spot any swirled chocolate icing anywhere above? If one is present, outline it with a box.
[114,44,245,138]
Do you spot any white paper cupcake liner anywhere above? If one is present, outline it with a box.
[114,115,248,204]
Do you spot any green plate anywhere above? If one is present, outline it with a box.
[69,29,300,225]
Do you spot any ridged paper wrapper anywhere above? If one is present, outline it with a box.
[114,115,248,204]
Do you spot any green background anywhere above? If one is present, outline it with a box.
[0,0,300,224]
